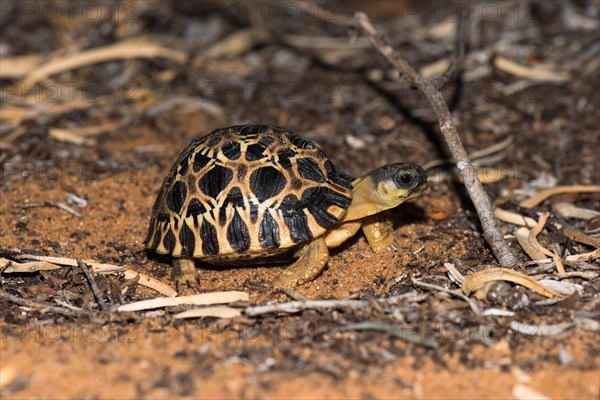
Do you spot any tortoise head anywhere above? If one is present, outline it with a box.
[341,163,428,222]
[369,163,428,207]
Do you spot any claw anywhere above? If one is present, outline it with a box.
[371,239,398,253]
[173,258,200,294]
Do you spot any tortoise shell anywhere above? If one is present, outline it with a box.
[145,125,354,262]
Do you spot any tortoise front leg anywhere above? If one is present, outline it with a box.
[322,221,362,249]
[272,237,329,288]
[173,257,198,288]
[361,211,397,252]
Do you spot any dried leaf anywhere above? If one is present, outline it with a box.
[462,268,567,299]
[444,262,465,284]
[562,226,600,248]
[495,208,537,227]
[122,271,177,298]
[1,259,62,273]
[519,185,600,209]
[554,202,600,220]
[494,55,570,82]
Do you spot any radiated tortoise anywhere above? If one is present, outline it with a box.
[145,124,427,288]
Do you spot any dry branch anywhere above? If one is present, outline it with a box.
[354,12,517,267]
[77,258,109,311]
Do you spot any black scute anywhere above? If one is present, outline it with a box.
[163,228,176,254]
[279,194,312,242]
[259,211,280,249]
[288,133,316,149]
[324,159,354,189]
[200,219,219,255]
[250,166,286,203]
[245,143,268,161]
[166,181,187,214]
[301,187,350,228]
[178,157,190,176]
[221,141,241,160]
[227,209,251,251]
[193,151,212,172]
[238,125,268,137]
[179,221,195,256]
[276,148,295,169]
[297,158,325,182]
[225,186,245,207]
[284,213,312,242]
[186,197,207,217]
[249,200,259,223]
[199,165,233,198]
[259,135,275,146]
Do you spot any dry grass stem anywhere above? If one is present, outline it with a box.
[117,291,249,312]
[173,306,242,319]
[22,39,188,89]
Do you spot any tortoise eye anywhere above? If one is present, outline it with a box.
[394,170,415,186]
[399,173,413,184]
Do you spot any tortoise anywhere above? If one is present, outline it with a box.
[145,124,427,288]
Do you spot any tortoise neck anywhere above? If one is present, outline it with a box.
[339,176,386,222]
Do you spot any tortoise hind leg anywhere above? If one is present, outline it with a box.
[361,211,397,252]
[173,257,198,289]
[272,237,329,289]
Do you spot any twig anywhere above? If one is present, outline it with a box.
[434,0,468,88]
[117,291,248,312]
[0,290,136,322]
[340,322,438,348]
[411,277,481,315]
[77,258,109,311]
[0,250,177,297]
[0,289,90,319]
[244,292,428,317]
[355,12,518,268]
[297,1,355,27]
[14,201,81,217]
[244,299,370,317]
